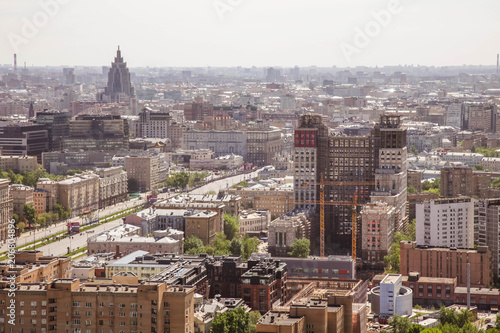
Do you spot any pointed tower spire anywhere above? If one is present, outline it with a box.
[28,101,35,119]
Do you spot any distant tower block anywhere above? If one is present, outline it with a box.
[14,54,17,72]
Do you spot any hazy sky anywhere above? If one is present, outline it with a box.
[1,0,499,68]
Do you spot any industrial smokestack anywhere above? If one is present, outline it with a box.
[14,54,17,73]
[497,54,499,76]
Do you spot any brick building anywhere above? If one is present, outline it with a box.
[0,279,195,333]
[0,179,12,241]
[400,241,492,287]
[241,258,287,313]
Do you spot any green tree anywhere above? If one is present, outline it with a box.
[410,145,419,155]
[166,172,190,190]
[389,315,412,333]
[17,221,25,233]
[496,313,500,330]
[23,204,36,228]
[408,324,425,333]
[22,167,54,188]
[128,178,140,192]
[229,238,244,256]
[213,232,231,256]
[242,235,260,260]
[12,214,19,223]
[288,238,310,258]
[474,165,485,171]
[492,178,500,188]
[37,216,47,227]
[211,307,250,333]
[206,190,217,195]
[420,329,441,333]
[224,213,239,241]
[384,221,415,273]
[184,236,205,255]
[66,169,83,176]
[248,311,262,333]
[408,185,417,194]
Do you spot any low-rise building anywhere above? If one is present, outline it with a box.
[0,251,71,284]
[0,279,195,333]
[400,241,492,287]
[0,155,37,173]
[369,274,412,317]
[87,225,183,256]
[239,210,271,236]
[268,211,311,257]
[241,258,287,313]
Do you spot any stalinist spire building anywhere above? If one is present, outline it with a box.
[98,46,135,103]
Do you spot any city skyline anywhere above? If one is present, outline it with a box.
[1,0,499,68]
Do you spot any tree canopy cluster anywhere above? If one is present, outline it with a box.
[184,214,259,260]
[388,308,487,333]
[211,308,261,333]
[384,218,416,273]
[288,238,310,258]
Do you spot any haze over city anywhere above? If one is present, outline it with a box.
[1,0,500,67]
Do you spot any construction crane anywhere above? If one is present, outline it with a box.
[295,175,379,259]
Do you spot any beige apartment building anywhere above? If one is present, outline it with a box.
[58,172,100,216]
[360,202,396,269]
[126,156,162,191]
[96,167,128,208]
[0,179,12,241]
[226,186,294,219]
[185,210,219,245]
[10,184,34,220]
[0,155,37,173]
[0,279,195,333]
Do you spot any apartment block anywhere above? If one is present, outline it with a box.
[125,155,166,192]
[360,202,396,269]
[133,107,172,138]
[184,210,219,245]
[58,172,100,216]
[96,167,128,209]
[239,210,271,236]
[400,241,492,287]
[183,130,247,159]
[475,198,500,276]
[0,279,195,333]
[407,170,423,192]
[416,197,474,249]
[0,123,49,163]
[0,179,12,240]
[246,125,283,166]
[10,184,34,220]
[441,167,473,198]
[0,251,71,284]
[241,259,287,313]
[62,114,130,151]
[0,155,37,174]
[226,186,294,219]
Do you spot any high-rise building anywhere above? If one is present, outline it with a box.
[0,123,49,163]
[360,202,397,268]
[133,107,172,138]
[416,197,474,249]
[98,46,135,103]
[475,198,500,276]
[246,124,283,166]
[35,110,71,151]
[446,101,464,129]
[370,115,408,231]
[62,114,129,151]
[293,114,408,256]
[441,167,473,198]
